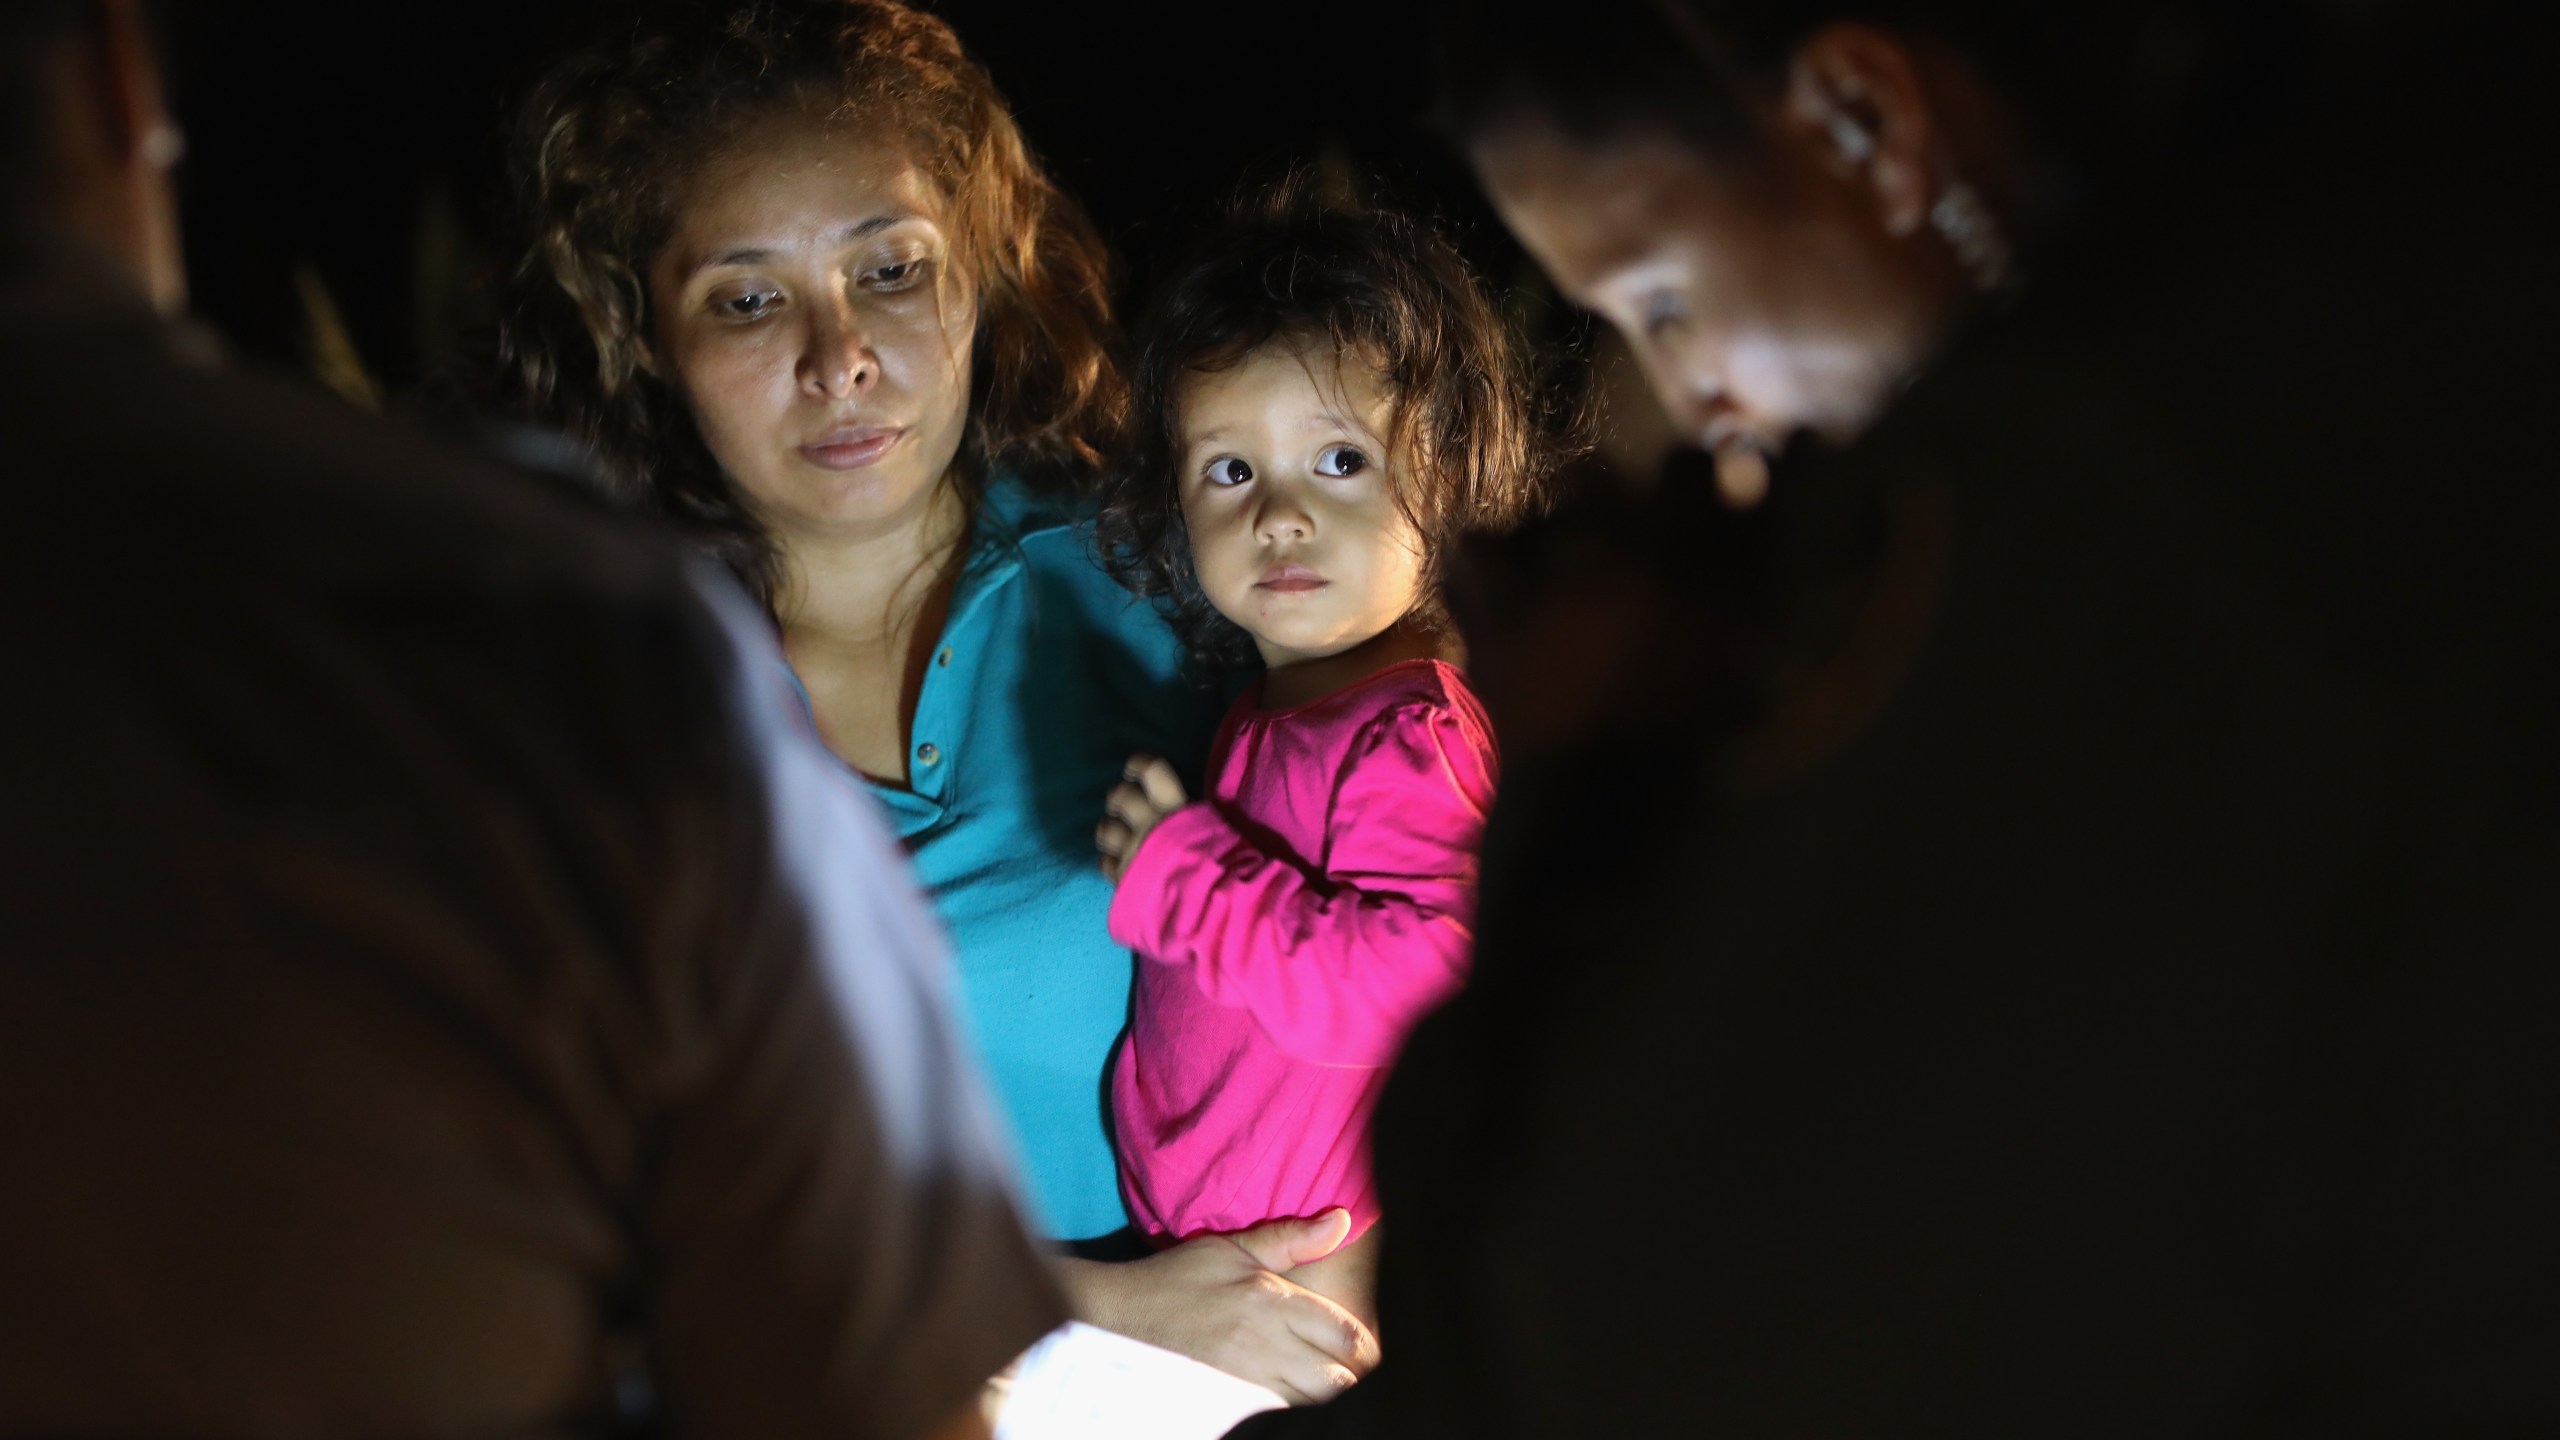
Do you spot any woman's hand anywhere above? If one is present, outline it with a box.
[1055,1211,1382,1405]
[1097,754,1189,886]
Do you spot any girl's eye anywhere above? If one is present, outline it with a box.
[1314,444,1369,478]
[715,287,782,321]
[1204,457,1254,487]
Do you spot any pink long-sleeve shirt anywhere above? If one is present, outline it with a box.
[1107,658,1498,1243]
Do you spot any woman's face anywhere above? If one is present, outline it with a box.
[1471,121,1951,467]
[650,116,976,540]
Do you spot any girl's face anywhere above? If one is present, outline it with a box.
[650,116,977,541]
[1177,344,1428,673]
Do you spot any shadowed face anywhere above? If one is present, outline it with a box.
[1176,344,1428,672]
[650,116,976,540]
[1475,124,1935,467]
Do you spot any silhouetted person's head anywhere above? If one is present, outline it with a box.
[1438,1,2306,491]
[1,0,184,310]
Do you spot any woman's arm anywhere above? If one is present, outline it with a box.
[1105,705,1494,1067]
[1052,1213,1382,1406]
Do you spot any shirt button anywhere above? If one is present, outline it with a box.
[936,646,953,668]
[916,742,941,767]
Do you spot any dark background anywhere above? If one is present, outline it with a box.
[162,1,1540,400]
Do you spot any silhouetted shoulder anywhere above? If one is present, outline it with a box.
[2,301,682,610]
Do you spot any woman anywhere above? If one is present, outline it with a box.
[498,0,1375,1404]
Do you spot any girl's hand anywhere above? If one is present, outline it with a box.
[1054,1211,1381,1405]
[1097,754,1189,886]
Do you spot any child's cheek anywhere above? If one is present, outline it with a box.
[1194,506,1257,595]
[1373,514,1430,614]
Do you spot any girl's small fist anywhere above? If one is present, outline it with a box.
[1097,754,1190,884]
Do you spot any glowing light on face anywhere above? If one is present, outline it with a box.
[1473,124,1934,473]
[1175,345,1429,673]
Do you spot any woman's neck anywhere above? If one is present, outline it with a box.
[771,478,971,787]
[1258,614,1460,712]
[775,479,971,646]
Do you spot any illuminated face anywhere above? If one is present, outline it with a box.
[1176,345,1429,672]
[1471,123,1938,463]
[650,116,976,540]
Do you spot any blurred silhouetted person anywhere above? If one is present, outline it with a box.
[0,4,1063,1435]
[1240,1,2560,1434]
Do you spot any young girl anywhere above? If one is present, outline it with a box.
[1094,189,1551,1329]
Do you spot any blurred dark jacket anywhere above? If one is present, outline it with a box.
[0,247,1062,1437]
[1245,7,2560,1436]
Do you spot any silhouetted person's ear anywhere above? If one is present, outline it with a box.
[41,0,187,311]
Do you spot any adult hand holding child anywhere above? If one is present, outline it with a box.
[1055,1210,1379,1406]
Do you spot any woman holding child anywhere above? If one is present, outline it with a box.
[494,0,1483,1404]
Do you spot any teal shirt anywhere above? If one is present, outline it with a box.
[862,475,1215,1240]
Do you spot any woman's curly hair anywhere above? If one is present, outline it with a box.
[495,0,1124,606]
[1098,180,1564,671]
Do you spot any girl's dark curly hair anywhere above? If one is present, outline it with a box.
[1099,181,1561,671]
[495,0,1124,607]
